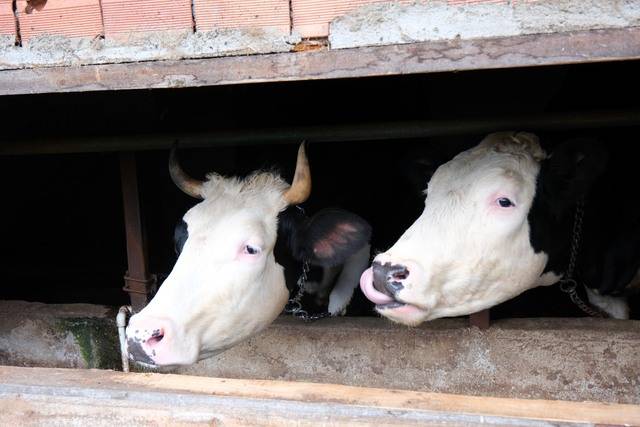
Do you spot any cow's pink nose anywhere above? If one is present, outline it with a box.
[126,315,175,365]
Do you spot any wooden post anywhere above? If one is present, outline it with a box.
[470,309,490,330]
[119,152,155,312]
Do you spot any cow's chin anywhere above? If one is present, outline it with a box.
[131,350,199,369]
[376,302,429,326]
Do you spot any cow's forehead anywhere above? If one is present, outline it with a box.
[429,132,546,192]
[200,171,289,205]
[184,171,289,232]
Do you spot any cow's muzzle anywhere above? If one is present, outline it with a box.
[372,261,407,297]
[360,262,410,309]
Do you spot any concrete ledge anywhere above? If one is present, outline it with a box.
[0,301,119,370]
[1,300,638,404]
[1,366,639,426]
[177,316,640,404]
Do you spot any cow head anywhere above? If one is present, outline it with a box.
[126,144,311,366]
[360,132,606,325]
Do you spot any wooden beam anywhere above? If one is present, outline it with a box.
[0,26,638,96]
[0,366,638,426]
[1,109,639,155]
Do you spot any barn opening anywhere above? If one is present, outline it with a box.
[1,52,639,423]
[2,60,639,317]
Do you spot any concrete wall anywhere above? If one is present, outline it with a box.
[0,301,120,369]
[329,0,640,49]
[0,300,638,404]
[1,0,638,69]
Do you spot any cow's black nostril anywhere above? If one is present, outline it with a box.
[390,268,409,281]
[372,261,409,297]
[372,262,392,296]
[386,281,404,294]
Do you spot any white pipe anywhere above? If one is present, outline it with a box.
[116,305,132,373]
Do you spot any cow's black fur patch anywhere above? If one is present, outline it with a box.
[528,138,640,295]
[127,338,155,365]
[174,219,188,255]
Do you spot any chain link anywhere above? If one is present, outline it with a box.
[284,260,332,322]
[563,199,584,280]
[558,199,608,318]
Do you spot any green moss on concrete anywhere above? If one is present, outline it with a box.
[57,317,121,370]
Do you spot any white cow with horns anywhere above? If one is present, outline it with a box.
[126,144,371,367]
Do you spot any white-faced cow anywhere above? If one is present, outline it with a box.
[360,131,637,326]
[126,144,371,366]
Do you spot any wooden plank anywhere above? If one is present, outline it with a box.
[1,109,639,155]
[0,26,638,96]
[0,366,638,426]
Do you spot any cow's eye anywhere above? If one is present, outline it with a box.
[243,245,261,255]
[497,197,514,208]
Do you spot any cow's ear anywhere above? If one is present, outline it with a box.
[403,157,441,196]
[302,208,372,268]
[174,219,188,256]
[542,139,607,207]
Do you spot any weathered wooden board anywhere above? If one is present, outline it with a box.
[2,109,639,155]
[1,366,639,426]
[0,26,637,96]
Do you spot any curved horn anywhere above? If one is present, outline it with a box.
[169,144,204,199]
[283,142,312,205]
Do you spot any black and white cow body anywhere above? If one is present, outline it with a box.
[528,137,640,316]
[127,144,371,367]
[360,132,639,325]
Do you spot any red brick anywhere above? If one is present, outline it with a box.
[0,0,15,38]
[16,0,102,41]
[101,0,192,37]
[194,0,290,33]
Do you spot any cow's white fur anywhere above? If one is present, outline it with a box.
[375,132,555,326]
[127,171,290,365]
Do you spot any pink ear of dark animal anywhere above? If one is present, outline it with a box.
[303,208,372,268]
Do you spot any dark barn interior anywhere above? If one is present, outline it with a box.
[1,59,639,319]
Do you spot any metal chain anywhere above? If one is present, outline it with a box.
[558,199,609,318]
[284,260,332,322]
[563,199,584,280]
